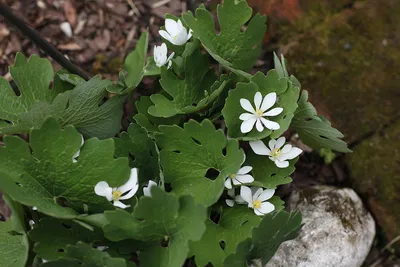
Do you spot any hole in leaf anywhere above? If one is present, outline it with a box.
[164,183,172,192]
[191,103,197,107]
[319,135,329,139]
[240,220,249,226]
[129,153,136,162]
[56,248,65,253]
[160,235,170,247]
[173,150,181,154]
[304,118,313,122]
[56,197,69,207]
[283,115,287,119]
[205,168,220,180]
[61,223,72,229]
[191,137,201,145]
[222,147,227,156]
[15,182,22,187]
[0,214,5,222]
[219,240,226,250]
[271,173,277,177]
[210,209,221,224]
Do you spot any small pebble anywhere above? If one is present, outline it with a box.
[60,22,73,38]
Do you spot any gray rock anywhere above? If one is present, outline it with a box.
[266,186,375,267]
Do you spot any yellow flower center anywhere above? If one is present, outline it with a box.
[173,35,178,39]
[271,148,283,159]
[253,200,262,209]
[112,190,122,201]
[256,109,263,117]
[230,173,236,179]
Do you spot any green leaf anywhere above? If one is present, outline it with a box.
[246,149,296,188]
[114,123,160,183]
[0,118,131,218]
[183,0,266,73]
[291,91,351,153]
[222,70,300,141]
[189,206,262,267]
[148,43,226,117]
[155,119,244,206]
[2,194,26,233]
[103,187,207,267]
[143,57,161,76]
[28,218,104,260]
[0,220,29,267]
[133,96,182,134]
[224,210,303,266]
[41,242,132,267]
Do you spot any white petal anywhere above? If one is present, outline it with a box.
[72,135,84,160]
[160,43,168,53]
[281,144,292,154]
[187,29,193,41]
[177,19,185,32]
[275,160,289,168]
[167,60,172,69]
[268,139,277,150]
[113,200,130,209]
[227,188,235,198]
[118,168,139,194]
[257,202,275,215]
[249,140,271,156]
[167,51,175,62]
[165,19,179,36]
[240,99,256,113]
[257,189,275,202]
[224,178,233,189]
[275,137,286,149]
[94,181,112,201]
[252,187,264,200]
[240,118,257,133]
[255,119,264,132]
[159,30,174,44]
[240,186,253,206]
[280,147,303,161]
[260,117,280,130]
[143,180,158,197]
[237,166,252,175]
[254,92,262,110]
[263,107,283,117]
[261,92,277,112]
[72,158,78,163]
[226,199,235,207]
[239,113,255,121]
[233,174,254,185]
[119,186,138,200]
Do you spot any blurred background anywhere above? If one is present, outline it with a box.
[0,0,399,266]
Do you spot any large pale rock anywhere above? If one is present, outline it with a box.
[267,186,375,267]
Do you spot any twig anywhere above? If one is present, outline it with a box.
[152,0,172,9]
[0,3,90,80]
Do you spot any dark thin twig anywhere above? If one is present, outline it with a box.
[0,3,90,80]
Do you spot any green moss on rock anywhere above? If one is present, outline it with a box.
[347,121,400,241]
[278,0,400,142]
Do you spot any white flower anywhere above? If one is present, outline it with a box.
[159,19,193,46]
[240,186,275,216]
[225,189,246,207]
[72,135,84,163]
[249,137,302,168]
[154,43,175,69]
[224,165,254,189]
[239,92,283,133]
[94,168,139,209]
[143,180,158,197]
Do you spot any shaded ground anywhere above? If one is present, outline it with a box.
[0,0,399,266]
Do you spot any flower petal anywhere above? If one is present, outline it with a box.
[118,168,139,194]
[165,19,179,36]
[260,117,280,130]
[280,147,303,161]
[275,160,289,168]
[254,92,262,110]
[257,189,275,202]
[237,166,252,175]
[233,174,254,185]
[268,139,277,150]
[119,186,138,200]
[263,107,283,117]
[167,51,175,62]
[275,137,286,149]
[240,186,253,206]
[94,181,112,201]
[252,187,264,200]
[239,113,255,121]
[159,30,174,44]
[226,199,235,207]
[258,202,275,214]
[113,200,130,209]
[143,180,158,197]
[281,144,292,154]
[249,140,271,155]
[167,60,172,69]
[255,119,264,132]
[72,135,84,160]
[260,92,277,112]
[187,29,193,41]
[227,188,235,198]
[240,98,256,113]
[224,178,233,189]
[240,118,257,133]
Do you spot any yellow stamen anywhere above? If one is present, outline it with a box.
[253,200,261,209]
[256,109,263,117]
[230,173,236,179]
[112,190,122,201]
[271,148,282,159]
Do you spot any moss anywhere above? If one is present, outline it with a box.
[277,0,400,142]
[347,121,400,241]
